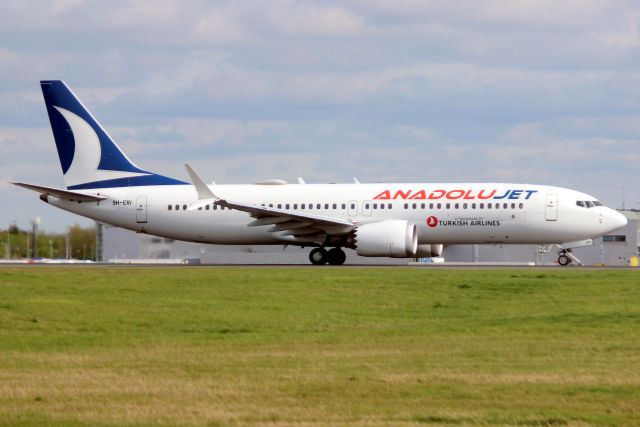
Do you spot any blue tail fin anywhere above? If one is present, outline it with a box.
[40,80,186,190]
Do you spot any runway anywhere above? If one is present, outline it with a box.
[0,261,635,270]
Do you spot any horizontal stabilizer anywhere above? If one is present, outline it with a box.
[12,182,107,202]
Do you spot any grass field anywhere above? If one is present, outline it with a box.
[0,266,639,426]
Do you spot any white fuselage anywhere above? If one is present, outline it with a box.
[46,182,626,246]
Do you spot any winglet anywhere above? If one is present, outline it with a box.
[185,164,217,200]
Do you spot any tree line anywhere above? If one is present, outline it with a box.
[0,224,97,260]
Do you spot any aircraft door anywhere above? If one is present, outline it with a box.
[363,200,372,217]
[348,200,358,217]
[136,196,148,223]
[545,194,558,221]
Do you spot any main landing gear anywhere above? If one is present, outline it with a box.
[309,247,347,265]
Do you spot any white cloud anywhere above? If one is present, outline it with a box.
[0,0,638,230]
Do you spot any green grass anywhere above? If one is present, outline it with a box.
[0,267,639,426]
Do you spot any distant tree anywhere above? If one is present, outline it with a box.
[67,224,96,260]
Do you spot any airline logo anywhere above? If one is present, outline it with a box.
[373,188,537,200]
[426,216,501,228]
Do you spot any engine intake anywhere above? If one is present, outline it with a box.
[415,244,443,258]
[353,220,418,258]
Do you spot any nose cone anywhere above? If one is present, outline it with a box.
[606,209,628,232]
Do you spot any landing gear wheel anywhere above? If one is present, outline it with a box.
[309,248,328,265]
[558,255,571,266]
[327,248,347,265]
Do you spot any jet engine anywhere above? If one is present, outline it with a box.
[352,220,418,257]
[415,244,443,258]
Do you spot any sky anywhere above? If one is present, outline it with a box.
[0,0,639,232]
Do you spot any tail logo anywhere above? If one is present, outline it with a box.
[53,106,150,187]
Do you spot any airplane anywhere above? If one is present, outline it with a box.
[13,80,628,265]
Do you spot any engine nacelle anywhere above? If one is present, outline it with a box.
[415,244,443,258]
[354,220,418,258]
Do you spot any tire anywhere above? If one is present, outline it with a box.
[327,248,347,265]
[309,248,328,265]
[558,255,571,266]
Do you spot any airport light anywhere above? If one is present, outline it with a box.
[7,220,16,260]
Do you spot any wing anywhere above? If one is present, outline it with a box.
[184,164,355,242]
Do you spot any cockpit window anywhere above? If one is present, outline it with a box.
[577,200,602,208]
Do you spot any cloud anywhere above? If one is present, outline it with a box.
[0,1,638,230]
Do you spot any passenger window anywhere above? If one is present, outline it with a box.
[365,203,370,209]
[446,203,450,209]
[519,203,524,209]
[341,203,346,209]
[277,204,282,209]
[437,203,441,209]
[429,203,434,209]
[472,203,476,209]
[183,204,187,210]
[293,204,298,209]
[213,205,217,210]
[487,203,491,209]
[511,203,516,209]
[503,203,508,209]
[404,203,408,209]
[206,205,210,210]
[286,204,290,209]
[388,203,392,209]
[421,203,425,209]
[412,203,417,209]
[351,203,356,209]
[332,203,337,209]
[175,204,180,210]
[454,203,459,209]
[269,204,273,208]
[463,203,467,209]
[373,203,378,209]
[301,204,305,209]
[168,205,172,210]
[480,203,484,209]
[317,203,321,209]
[380,204,385,210]
[325,203,329,209]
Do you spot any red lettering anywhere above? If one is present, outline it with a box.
[373,190,391,200]
[393,190,412,200]
[428,189,446,200]
[446,189,465,200]
[478,189,496,199]
[409,190,427,200]
[463,189,475,200]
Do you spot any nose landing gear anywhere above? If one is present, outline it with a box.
[557,248,583,266]
[558,250,571,266]
[308,247,346,265]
